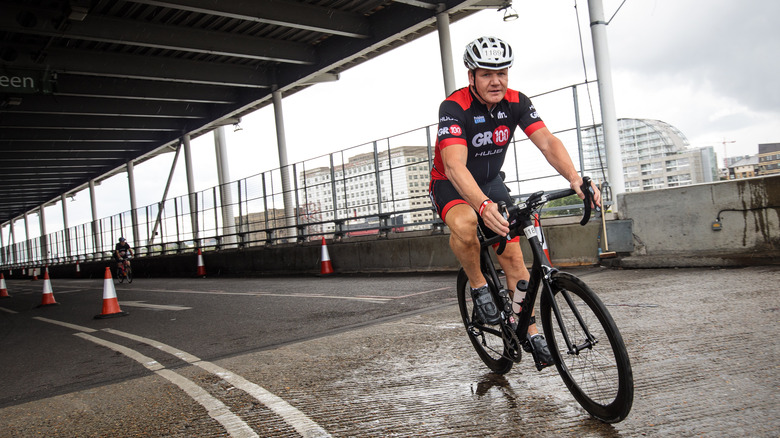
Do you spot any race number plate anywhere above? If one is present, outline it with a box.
[523,225,537,240]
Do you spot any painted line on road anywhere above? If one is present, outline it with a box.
[136,288,389,304]
[104,328,332,438]
[120,301,193,311]
[0,306,18,314]
[357,286,450,300]
[33,316,96,332]
[74,332,258,438]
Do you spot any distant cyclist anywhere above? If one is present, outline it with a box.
[429,36,601,369]
[114,237,133,273]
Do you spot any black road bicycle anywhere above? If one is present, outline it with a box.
[116,255,133,284]
[456,177,633,423]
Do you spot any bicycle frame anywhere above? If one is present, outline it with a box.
[480,199,596,358]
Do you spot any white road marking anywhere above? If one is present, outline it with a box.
[0,307,18,314]
[74,332,258,438]
[104,328,332,438]
[33,317,96,332]
[136,288,389,303]
[120,301,193,311]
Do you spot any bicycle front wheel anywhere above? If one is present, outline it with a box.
[540,272,633,423]
[117,267,125,283]
[126,266,133,284]
[456,269,513,374]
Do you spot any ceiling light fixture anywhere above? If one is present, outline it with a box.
[499,2,519,21]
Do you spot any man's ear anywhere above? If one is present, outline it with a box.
[467,70,474,87]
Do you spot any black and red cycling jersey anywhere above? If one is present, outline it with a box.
[430,87,546,185]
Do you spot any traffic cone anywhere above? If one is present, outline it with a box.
[95,267,128,319]
[38,268,58,307]
[32,267,38,281]
[0,273,10,298]
[75,261,81,278]
[320,237,334,275]
[196,249,206,277]
[534,213,552,266]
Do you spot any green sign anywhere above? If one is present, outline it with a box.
[0,66,54,94]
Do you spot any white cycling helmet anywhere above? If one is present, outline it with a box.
[463,36,514,70]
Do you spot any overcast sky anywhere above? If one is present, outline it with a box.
[16,0,780,236]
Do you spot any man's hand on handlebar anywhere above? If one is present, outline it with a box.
[571,177,602,210]
[480,201,510,237]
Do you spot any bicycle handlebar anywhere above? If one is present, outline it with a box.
[493,176,595,255]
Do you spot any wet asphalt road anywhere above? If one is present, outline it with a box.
[0,266,778,437]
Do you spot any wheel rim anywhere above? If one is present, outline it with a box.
[547,284,622,408]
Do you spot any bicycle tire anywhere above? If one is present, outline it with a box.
[456,268,513,374]
[540,272,634,423]
[117,267,125,284]
[126,265,133,284]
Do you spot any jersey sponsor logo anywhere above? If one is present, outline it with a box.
[497,111,507,119]
[493,125,510,146]
[440,115,457,122]
[437,126,449,137]
[474,115,485,124]
[474,148,502,157]
[529,105,539,119]
[473,125,511,147]
[450,124,462,136]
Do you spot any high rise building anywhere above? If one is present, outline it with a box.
[581,118,718,192]
[299,146,433,235]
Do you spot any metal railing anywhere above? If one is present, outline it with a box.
[1,82,607,269]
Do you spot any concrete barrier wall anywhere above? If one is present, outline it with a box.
[42,221,602,279]
[31,175,779,279]
[617,174,780,267]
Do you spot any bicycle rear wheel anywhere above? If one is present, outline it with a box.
[456,269,513,374]
[540,272,633,423]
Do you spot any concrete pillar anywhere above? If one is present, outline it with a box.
[39,205,48,263]
[61,194,71,259]
[182,134,199,244]
[588,0,625,199]
[436,6,456,96]
[126,160,140,246]
[272,89,296,241]
[89,180,101,253]
[23,213,32,263]
[214,126,237,246]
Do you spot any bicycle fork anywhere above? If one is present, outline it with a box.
[522,217,598,357]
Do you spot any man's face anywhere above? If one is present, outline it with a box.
[469,68,508,107]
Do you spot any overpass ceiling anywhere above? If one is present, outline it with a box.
[0,0,498,225]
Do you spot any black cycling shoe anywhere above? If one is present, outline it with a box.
[525,334,554,371]
[471,285,501,325]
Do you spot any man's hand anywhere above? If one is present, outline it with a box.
[571,177,602,209]
[480,201,510,237]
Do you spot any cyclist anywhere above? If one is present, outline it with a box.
[429,36,601,369]
[114,237,133,275]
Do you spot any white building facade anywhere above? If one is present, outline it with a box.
[581,118,718,192]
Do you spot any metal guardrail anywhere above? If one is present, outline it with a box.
[1,82,607,269]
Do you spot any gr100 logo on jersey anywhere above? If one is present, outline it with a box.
[472,125,510,148]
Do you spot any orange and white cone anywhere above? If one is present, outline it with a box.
[534,213,552,266]
[38,268,58,307]
[75,261,81,278]
[95,267,128,319]
[0,273,10,298]
[196,249,206,277]
[320,237,334,275]
[32,267,38,281]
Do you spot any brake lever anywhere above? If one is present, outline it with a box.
[496,201,509,255]
[580,176,593,226]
